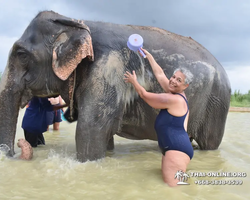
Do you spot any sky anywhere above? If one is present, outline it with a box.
[0,0,249,94]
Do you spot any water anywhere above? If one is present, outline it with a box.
[0,110,249,200]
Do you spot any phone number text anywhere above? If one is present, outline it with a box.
[194,180,243,185]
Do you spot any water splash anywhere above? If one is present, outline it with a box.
[42,149,81,178]
[0,144,10,161]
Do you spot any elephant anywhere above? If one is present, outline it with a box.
[0,11,231,162]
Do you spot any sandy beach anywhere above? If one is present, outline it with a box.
[229,107,250,112]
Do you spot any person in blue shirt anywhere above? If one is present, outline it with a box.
[22,97,54,147]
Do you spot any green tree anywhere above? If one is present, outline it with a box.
[230,90,250,107]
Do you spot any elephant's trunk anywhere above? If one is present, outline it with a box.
[0,67,22,156]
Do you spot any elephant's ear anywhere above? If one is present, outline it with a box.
[52,19,94,81]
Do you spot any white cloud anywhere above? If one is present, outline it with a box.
[1,0,250,92]
[225,65,250,94]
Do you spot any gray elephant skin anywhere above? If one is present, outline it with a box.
[0,11,231,162]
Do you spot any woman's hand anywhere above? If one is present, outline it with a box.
[48,97,60,105]
[124,70,137,84]
[138,48,152,58]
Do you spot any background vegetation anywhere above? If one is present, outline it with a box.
[230,90,250,107]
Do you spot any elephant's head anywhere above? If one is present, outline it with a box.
[0,11,94,156]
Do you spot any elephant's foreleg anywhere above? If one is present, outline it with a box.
[75,120,108,162]
[75,109,122,162]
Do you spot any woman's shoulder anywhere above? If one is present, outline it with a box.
[175,92,187,99]
[168,93,187,105]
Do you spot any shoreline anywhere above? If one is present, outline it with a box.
[229,107,250,112]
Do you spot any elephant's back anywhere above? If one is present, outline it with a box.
[85,20,230,90]
[85,21,217,64]
[86,19,230,100]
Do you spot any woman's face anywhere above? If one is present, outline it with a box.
[168,71,189,93]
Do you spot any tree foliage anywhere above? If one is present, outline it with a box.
[230,90,250,107]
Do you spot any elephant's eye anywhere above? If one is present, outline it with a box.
[17,50,29,64]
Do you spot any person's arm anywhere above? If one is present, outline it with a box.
[140,48,170,93]
[58,95,64,105]
[58,95,66,112]
[48,97,59,105]
[124,71,175,109]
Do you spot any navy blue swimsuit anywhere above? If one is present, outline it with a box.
[154,93,193,159]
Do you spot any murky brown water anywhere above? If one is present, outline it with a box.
[0,110,249,200]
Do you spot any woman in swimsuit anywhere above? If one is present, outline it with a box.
[124,48,194,187]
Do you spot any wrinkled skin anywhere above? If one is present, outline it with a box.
[0,11,231,162]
